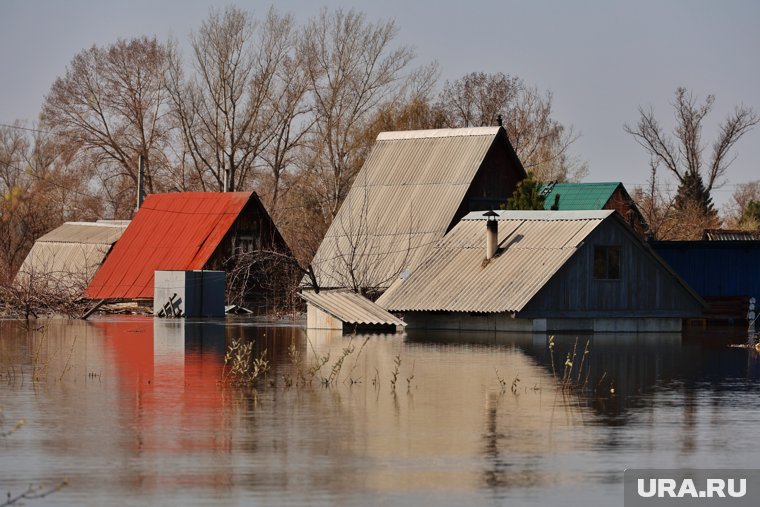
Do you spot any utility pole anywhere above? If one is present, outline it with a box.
[136,154,145,213]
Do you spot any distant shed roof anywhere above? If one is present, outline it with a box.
[377,210,612,313]
[86,192,253,300]
[540,182,621,210]
[15,221,129,292]
[310,126,518,290]
[37,221,128,244]
[702,229,760,241]
[301,290,406,327]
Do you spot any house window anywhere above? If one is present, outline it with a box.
[237,235,257,253]
[593,246,620,280]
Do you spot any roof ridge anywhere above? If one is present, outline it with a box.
[377,126,500,141]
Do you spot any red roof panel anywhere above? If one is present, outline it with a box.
[86,192,252,299]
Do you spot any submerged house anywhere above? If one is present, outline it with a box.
[651,231,760,323]
[300,289,406,333]
[377,210,704,333]
[15,220,129,294]
[86,192,291,308]
[540,182,647,237]
[307,126,526,293]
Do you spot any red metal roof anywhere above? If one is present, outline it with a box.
[86,192,252,299]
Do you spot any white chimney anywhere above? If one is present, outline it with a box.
[484,210,499,260]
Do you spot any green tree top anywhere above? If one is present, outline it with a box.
[506,172,545,210]
[740,200,760,227]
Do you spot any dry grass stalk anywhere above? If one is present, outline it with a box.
[221,339,270,386]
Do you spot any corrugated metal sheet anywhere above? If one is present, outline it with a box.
[702,229,760,241]
[16,243,114,291]
[300,290,406,326]
[377,210,612,313]
[540,182,620,210]
[86,192,252,300]
[310,127,502,289]
[651,240,760,298]
[37,221,129,244]
[15,221,128,292]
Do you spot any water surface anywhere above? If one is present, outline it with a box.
[1,318,758,506]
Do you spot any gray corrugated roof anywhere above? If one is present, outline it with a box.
[377,210,612,313]
[309,127,503,290]
[37,221,129,244]
[462,209,613,221]
[14,221,128,292]
[703,229,760,241]
[377,127,500,140]
[301,290,406,326]
[15,243,115,292]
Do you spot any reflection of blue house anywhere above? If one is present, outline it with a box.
[651,240,760,321]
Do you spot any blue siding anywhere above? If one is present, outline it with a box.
[651,241,760,298]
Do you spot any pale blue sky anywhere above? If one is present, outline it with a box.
[2,0,758,207]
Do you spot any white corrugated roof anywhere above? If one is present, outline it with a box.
[15,243,115,293]
[462,209,613,221]
[377,211,609,313]
[14,221,128,293]
[301,290,406,327]
[308,127,505,290]
[37,221,129,244]
[377,126,500,140]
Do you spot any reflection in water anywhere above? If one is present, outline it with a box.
[1,318,760,506]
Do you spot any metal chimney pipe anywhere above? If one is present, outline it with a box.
[136,154,145,212]
[486,220,498,260]
[484,210,499,260]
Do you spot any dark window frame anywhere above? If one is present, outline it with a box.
[593,245,621,280]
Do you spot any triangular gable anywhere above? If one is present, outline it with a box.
[86,192,252,299]
[378,210,610,313]
[14,221,129,292]
[309,126,524,291]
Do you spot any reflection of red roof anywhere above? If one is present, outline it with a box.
[86,192,252,299]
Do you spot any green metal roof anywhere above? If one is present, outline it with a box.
[539,182,622,210]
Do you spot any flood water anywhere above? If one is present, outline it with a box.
[1,317,759,506]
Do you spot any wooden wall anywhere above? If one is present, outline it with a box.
[520,217,704,318]
[209,193,291,267]
[447,129,526,232]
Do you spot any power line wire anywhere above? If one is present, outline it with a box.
[0,123,53,135]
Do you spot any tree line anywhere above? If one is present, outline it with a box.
[2,6,759,286]
[508,87,760,240]
[0,6,583,281]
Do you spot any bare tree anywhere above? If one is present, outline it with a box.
[438,71,520,127]
[347,62,444,170]
[624,87,759,201]
[723,180,760,229]
[1,259,92,319]
[309,174,415,297]
[632,159,724,240]
[437,72,586,182]
[300,8,415,219]
[631,160,677,240]
[259,45,313,213]
[42,37,173,215]
[167,7,293,192]
[0,123,31,195]
[1,125,62,277]
[224,248,305,313]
